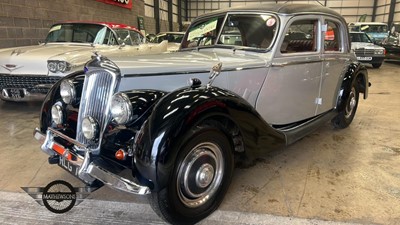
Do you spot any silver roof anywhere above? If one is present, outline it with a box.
[196,3,343,20]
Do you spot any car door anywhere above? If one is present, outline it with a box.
[317,18,349,115]
[257,16,322,125]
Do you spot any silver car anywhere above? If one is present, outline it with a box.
[0,21,167,102]
[34,3,369,224]
[350,31,386,68]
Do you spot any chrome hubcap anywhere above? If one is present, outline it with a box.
[177,142,224,208]
[196,164,214,188]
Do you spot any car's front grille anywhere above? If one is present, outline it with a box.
[76,70,119,153]
[354,48,374,56]
[0,74,60,93]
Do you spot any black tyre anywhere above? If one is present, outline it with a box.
[372,63,382,68]
[332,82,359,129]
[150,122,234,225]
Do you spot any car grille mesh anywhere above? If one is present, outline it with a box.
[76,70,118,151]
[354,48,374,56]
[0,74,60,93]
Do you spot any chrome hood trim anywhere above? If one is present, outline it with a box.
[108,48,271,76]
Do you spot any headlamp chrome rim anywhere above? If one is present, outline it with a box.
[51,104,64,125]
[110,92,133,125]
[47,60,71,73]
[60,79,76,104]
[57,61,68,72]
[48,61,57,73]
[374,49,384,55]
[82,116,99,140]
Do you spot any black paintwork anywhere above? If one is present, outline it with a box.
[38,61,367,193]
[120,90,167,127]
[381,43,400,60]
[133,86,285,191]
[39,71,84,133]
[336,62,368,114]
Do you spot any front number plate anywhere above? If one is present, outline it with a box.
[5,88,25,99]
[58,155,80,177]
[357,56,372,61]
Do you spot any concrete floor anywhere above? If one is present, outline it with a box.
[0,62,399,224]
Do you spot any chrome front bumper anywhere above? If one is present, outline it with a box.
[1,88,47,102]
[33,128,150,195]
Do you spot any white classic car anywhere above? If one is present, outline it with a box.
[0,21,167,101]
[150,32,185,51]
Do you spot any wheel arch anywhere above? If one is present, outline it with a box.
[336,62,369,111]
[132,86,285,191]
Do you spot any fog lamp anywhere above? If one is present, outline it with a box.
[82,116,98,140]
[51,104,63,125]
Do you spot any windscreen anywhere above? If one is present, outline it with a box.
[45,23,112,44]
[181,13,278,50]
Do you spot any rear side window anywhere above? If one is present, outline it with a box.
[280,19,318,53]
[325,21,341,52]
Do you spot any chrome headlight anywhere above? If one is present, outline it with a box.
[51,104,63,125]
[48,61,57,73]
[57,61,69,72]
[47,60,71,73]
[374,49,384,55]
[82,116,99,140]
[60,79,76,104]
[110,93,133,125]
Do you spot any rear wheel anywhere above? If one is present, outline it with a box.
[332,82,359,129]
[150,122,234,225]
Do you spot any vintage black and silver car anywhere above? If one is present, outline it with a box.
[34,3,369,225]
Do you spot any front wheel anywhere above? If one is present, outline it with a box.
[149,122,234,225]
[332,82,359,129]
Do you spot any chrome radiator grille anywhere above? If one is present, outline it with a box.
[354,48,374,56]
[76,70,119,153]
[0,74,60,93]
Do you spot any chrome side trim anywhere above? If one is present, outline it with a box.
[123,66,267,78]
[271,59,323,67]
[33,128,150,195]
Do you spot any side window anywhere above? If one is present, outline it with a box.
[115,30,132,45]
[280,19,318,53]
[325,21,341,52]
[220,26,242,46]
[130,31,143,45]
